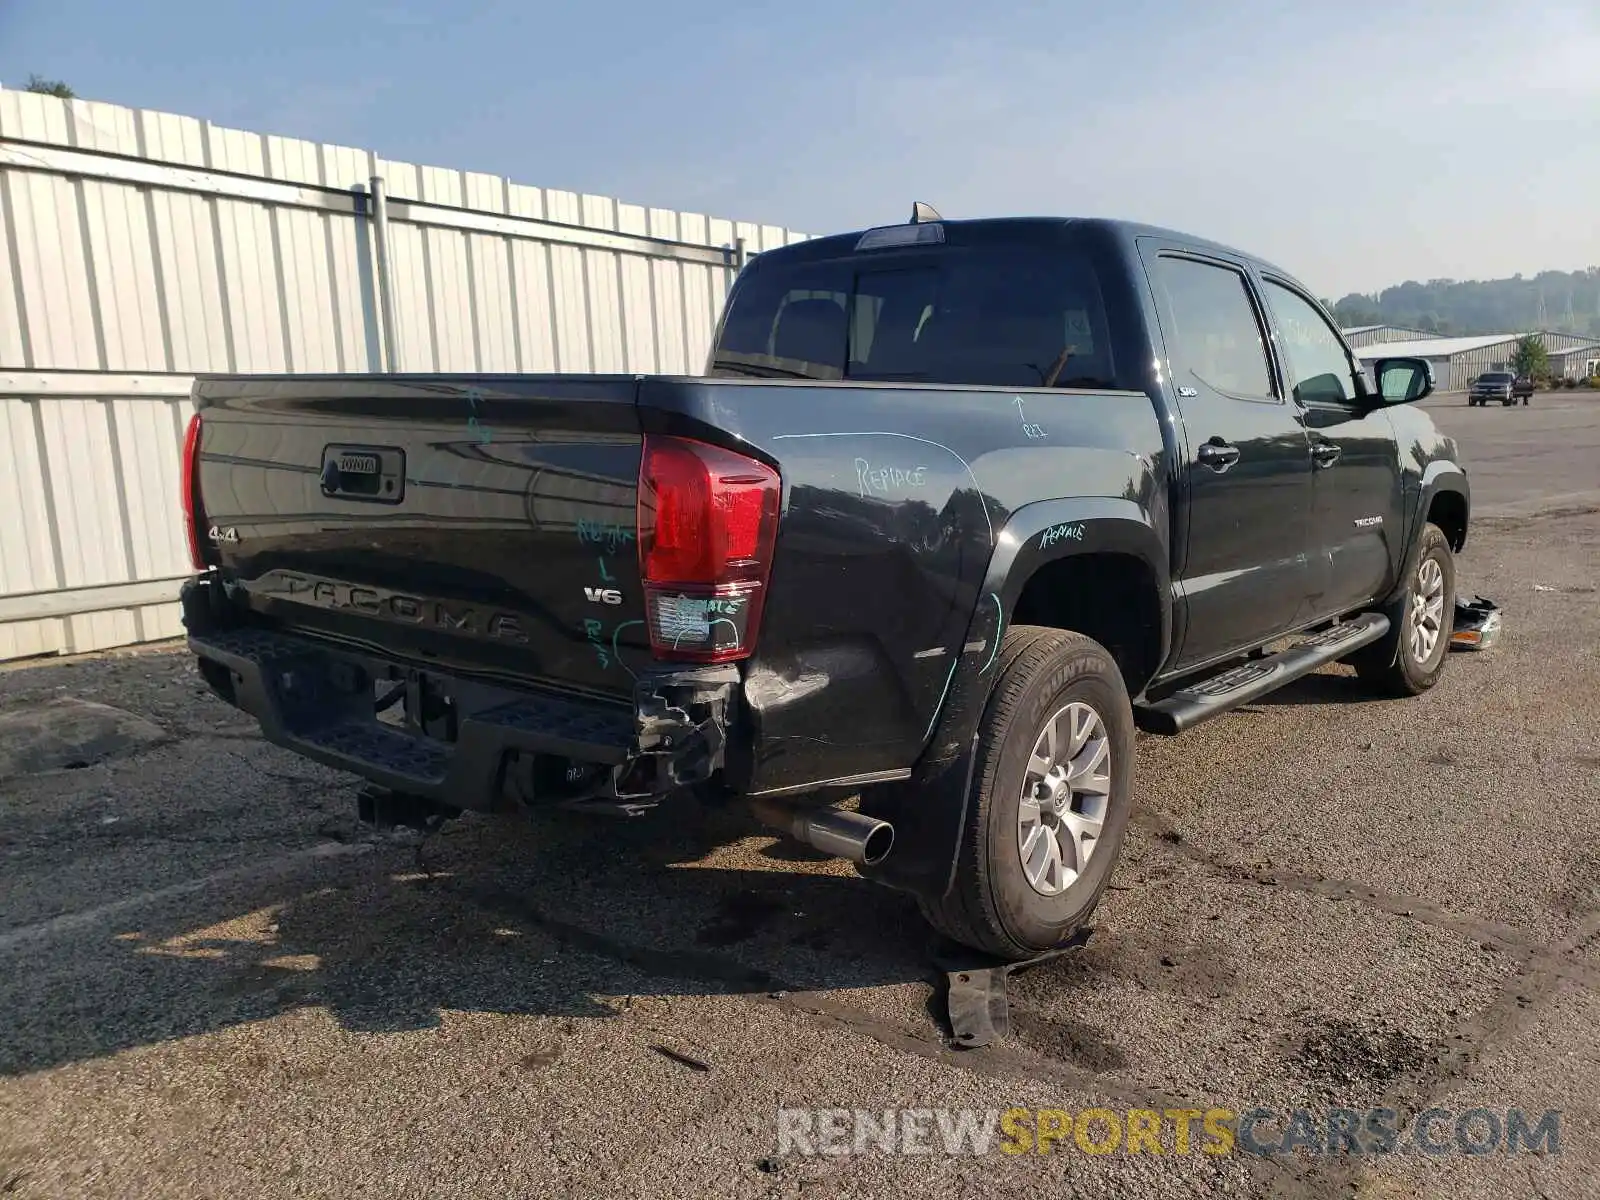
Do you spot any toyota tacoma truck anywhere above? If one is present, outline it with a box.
[179,210,1470,961]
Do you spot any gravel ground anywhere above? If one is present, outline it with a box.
[0,393,1596,1200]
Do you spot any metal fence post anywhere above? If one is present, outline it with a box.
[369,175,401,372]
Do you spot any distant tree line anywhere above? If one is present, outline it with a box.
[1323,268,1600,338]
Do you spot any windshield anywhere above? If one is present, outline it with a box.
[1480,372,1513,383]
[711,246,1117,389]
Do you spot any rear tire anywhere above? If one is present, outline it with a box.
[1350,523,1456,696]
[918,627,1135,961]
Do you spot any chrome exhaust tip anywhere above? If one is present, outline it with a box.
[749,800,895,866]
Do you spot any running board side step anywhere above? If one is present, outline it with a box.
[1133,613,1390,736]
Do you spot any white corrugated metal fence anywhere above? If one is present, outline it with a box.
[0,86,808,662]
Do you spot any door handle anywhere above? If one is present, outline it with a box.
[1197,440,1240,472]
[1310,441,1342,468]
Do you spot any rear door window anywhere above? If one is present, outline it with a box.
[1149,255,1276,400]
[712,249,1116,389]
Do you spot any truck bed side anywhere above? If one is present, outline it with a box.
[637,376,1168,794]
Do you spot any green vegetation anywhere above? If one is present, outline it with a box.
[23,75,75,99]
[1510,334,1549,381]
[1331,268,1600,338]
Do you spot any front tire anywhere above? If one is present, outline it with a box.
[1351,523,1456,696]
[918,627,1135,961]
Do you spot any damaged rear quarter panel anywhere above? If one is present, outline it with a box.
[637,377,1168,796]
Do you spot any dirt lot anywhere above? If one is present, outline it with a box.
[2,392,1597,1200]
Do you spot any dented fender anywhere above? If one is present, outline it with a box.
[860,497,1171,901]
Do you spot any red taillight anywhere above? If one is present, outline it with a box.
[180,411,209,570]
[637,435,780,664]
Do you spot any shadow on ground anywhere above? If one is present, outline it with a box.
[0,798,960,1077]
[1238,668,1384,709]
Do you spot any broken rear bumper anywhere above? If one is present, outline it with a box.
[180,577,738,811]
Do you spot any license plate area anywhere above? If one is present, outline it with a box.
[375,667,459,742]
[321,443,405,504]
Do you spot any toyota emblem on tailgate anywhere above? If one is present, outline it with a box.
[320,444,404,503]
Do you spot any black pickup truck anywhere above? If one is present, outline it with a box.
[179,211,1470,961]
[1469,370,1533,406]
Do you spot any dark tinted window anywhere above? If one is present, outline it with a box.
[1479,372,1512,383]
[712,249,1116,388]
[1151,256,1274,400]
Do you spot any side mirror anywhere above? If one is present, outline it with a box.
[1374,356,1434,405]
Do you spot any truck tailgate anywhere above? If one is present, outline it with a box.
[191,375,648,702]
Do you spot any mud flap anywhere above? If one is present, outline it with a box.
[856,736,982,902]
[936,926,1094,1048]
[857,591,1007,903]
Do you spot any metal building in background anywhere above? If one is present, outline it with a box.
[0,86,807,662]
[1352,330,1600,391]
[1546,342,1600,381]
[1339,324,1437,349]
[1538,331,1600,355]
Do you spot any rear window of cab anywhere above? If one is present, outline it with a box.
[711,246,1117,390]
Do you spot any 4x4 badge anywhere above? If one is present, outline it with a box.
[208,525,239,544]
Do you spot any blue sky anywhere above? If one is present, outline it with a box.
[2,0,1596,297]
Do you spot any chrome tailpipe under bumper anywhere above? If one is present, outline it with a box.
[748,800,895,866]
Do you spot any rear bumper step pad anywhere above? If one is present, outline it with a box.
[188,625,635,807]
